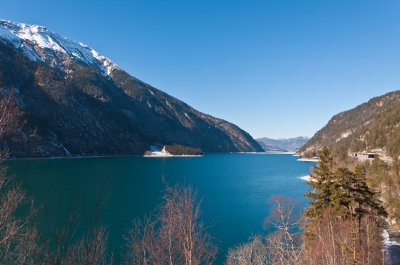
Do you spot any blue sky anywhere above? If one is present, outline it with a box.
[1,0,399,139]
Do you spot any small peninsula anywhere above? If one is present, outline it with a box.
[145,144,203,157]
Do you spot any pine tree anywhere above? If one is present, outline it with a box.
[303,147,386,263]
[368,155,386,189]
[351,165,386,218]
[303,146,335,221]
[303,147,386,222]
[330,166,353,219]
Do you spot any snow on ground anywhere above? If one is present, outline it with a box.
[300,175,318,182]
[145,151,173,157]
[383,230,400,247]
[297,158,319,162]
[0,20,118,76]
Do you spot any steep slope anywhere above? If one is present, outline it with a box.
[299,91,400,156]
[0,20,263,158]
[256,137,309,151]
[348,102,400,157]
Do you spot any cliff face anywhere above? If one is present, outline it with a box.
[0,21,262,158]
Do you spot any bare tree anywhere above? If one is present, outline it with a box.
[302,208,348,265]
[0,88,37,264]
[226,196,302,265]
[125,215,166,265]
[302,208,383,265]
[125,183,217,265]
[0,88,22,159]
[0,166,37,264]
[225,236,268,265]
[0,88,113,264]
[162,184,217,265]
[226,198,383,265]
[33,179,113,265]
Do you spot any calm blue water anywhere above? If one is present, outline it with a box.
[7,153,315,264]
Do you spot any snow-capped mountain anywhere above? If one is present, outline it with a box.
[256,136,310,151]
[0,20,117,76]
[0,20,263,157]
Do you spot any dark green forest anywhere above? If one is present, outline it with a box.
[164,143,203,155]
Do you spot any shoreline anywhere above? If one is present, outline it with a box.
[297,158,319,162]
[6,151,292,160]
[144,155,203,157]
[144,152,203,157]
[300,175,317,182]
[239,151,295,154]
[8,153,204,160]
[265,151,295,154]
[6,154,143,161]
[6,151,298,161]
[383,229,400,247]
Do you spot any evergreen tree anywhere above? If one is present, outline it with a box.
[351,165,386,218]
[303,147,385,222]
[368,155,386,189]
[331,165,386,219]
[302,147,386,263]
[303,146,335,221]
[330,166,353,218]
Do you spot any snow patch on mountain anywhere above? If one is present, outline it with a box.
[0,20,118,76]
[256,136,310,151]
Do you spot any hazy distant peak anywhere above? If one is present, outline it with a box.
[255,136,310,151]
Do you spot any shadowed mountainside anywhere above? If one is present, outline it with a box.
[0,21,263,158]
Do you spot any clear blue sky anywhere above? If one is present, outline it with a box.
[1,1,399,139]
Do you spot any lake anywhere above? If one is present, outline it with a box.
[7,153,315,264]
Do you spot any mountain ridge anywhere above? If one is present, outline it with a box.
[0,20,118,76]
[0,20,263,158]
[299,90,400,157]
[256,136,309,151]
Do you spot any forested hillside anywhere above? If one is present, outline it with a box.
[296,90,400,261]
[0,20,263,158]
[349,102,400,157]
[299,90,400,157]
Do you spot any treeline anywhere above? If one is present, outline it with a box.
[164,144,203,155]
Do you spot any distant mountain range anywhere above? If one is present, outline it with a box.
[0,20,263,158]
[299,90,400,157]
[256,137,310,151]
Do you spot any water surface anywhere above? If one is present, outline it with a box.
[8,153,315,263]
